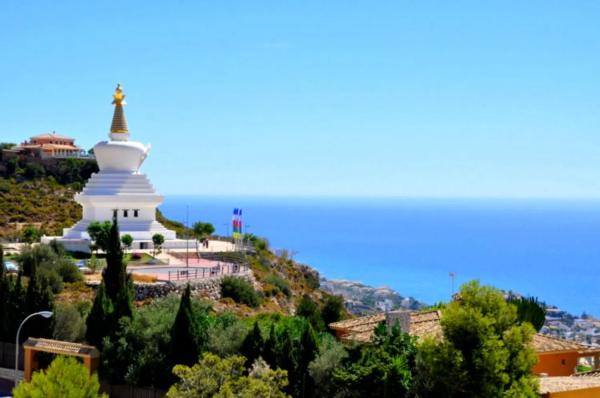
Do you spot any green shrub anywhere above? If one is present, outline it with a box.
[12,356,107,398]
[221,276,260,307]
[52,303,86,342]
[56,259,82,283]
[37,267,64,294]
[263,274,291,298]
[207,312,246,357]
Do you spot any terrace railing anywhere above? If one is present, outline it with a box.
[166,263,249,282]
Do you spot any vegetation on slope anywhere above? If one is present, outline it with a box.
[0,148,98,238]
[0,177,81,238]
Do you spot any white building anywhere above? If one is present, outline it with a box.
[44,85,184,252]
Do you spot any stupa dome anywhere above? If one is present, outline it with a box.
[93,84,150,172]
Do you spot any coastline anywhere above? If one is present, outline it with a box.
[160,195,600,317]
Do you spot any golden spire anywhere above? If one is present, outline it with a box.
[110,84,129,134]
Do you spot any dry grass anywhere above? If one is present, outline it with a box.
[131,273,158,283]
[56,282,95,304]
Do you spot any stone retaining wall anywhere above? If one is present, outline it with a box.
[87,271,256,301]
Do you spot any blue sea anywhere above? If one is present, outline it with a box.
[160,197,600,316]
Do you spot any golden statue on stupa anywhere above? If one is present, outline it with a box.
[112,83,126,105]
[110,84,128,133]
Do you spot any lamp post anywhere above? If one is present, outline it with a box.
[449,272,456,297]
[14,311,53,386]
[243,225,251,251]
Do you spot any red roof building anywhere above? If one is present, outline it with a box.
[10,132,89,159]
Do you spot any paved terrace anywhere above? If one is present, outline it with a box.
[128,251,249,282]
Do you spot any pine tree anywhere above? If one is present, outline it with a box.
[169,284,199,366]
[86,283,114,348]
[241,321,264,367]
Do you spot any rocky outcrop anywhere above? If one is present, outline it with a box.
[320,278,426,315]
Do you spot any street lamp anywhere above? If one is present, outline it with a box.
[14,311,53,386]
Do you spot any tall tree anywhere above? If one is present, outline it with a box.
[241,321,264,367]
[509,296,546,332]
[297,323,318,397]
[296,295,323,331]
[414,280,539,398]
[262,323,278,368]
[7,272,25,338]
[23,262,53,339]
[85,283,114,348]
[169,284,199,366]
[86,221,112,253]
[277,328,298,397]
[103,214,132,320]
[0,244,9,340]
[321,295,345,329]
[86,215,132,348]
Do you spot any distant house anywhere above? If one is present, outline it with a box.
[329,309,442,343]
[534,334,600,377]
[4,132,92,160]
[329,310,600,397]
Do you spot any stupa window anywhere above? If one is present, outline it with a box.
[123,210,129,218]
[133,210,139,218]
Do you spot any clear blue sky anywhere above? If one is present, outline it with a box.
[1,1,599,198]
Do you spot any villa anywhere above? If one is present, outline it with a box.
[4,132,91,159]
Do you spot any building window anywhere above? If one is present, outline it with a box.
[561,359,566,365]
[123,210,129,218]
[134,209,139,218]
[113,209,118,218]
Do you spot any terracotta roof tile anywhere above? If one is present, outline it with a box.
[31,132,74,140]
[539,376,600,394]
[329,310,442,343]
[533,334,599,354]
[331,311,598,354]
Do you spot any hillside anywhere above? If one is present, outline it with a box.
[0,149,99,239]
[0,151,341,317]
[0,177,82,239]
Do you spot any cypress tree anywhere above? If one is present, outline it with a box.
[278,327,298,396]
[85,215,132,348]
[0,244,8,340]
[85,282,114,348]
[103,214,131,312]
[169,284,199,366]
[262,323,278,368]
[24,263,53,339]
[241,321,264,367]
[298,323,318,397]
[8,272,25,337]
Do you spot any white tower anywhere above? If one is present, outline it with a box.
[62,85,176,246]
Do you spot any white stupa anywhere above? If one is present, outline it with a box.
[54,85,177,250]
